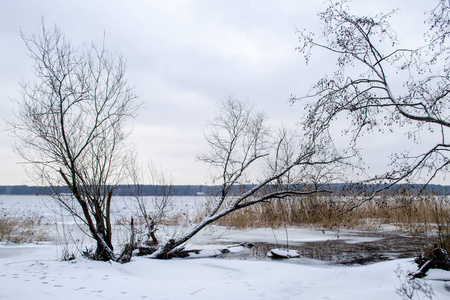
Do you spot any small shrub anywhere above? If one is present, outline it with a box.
[61,249,76,261]
[395,265,435,300]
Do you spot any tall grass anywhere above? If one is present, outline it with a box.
[206,193,450,237]
[0,210,48,243]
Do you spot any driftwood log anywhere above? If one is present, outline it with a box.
[413,247,450,278]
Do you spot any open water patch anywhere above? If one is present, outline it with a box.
[215,231,432,265]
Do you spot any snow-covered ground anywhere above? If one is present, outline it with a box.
[1,195,450,299]
[1,242,449,299]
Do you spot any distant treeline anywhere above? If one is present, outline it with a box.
[0,184,448,196]
[0,185,212,196]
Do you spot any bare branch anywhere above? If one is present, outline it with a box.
[10,22,138,261]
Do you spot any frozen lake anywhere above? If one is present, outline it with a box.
[1,195,450,299]
[0,194,438,264]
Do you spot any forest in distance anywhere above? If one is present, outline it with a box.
[0,183,448,196]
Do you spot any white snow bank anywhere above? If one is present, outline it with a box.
[1,243,449,300]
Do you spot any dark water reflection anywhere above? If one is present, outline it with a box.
[217,232,432,265]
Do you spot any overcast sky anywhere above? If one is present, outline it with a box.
[0,0,442,186]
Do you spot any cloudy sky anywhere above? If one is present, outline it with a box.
[0,0,441,185]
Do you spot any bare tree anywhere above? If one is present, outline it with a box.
[293,0,449,203]
[150,97,347,259]
[10,23,138,261]
[125,160,174,246]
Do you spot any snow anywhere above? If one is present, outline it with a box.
[1,243,449,300]
[1,195,450,299]
[268,248,300,258]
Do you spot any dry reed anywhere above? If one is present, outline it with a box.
[0,211,48,243]
[205,192,450,237]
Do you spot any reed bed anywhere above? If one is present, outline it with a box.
[206,193,450,237]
